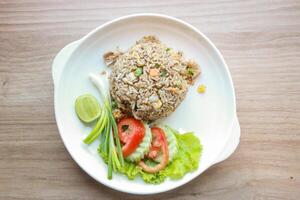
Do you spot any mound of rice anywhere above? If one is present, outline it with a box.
[104,36,200,121]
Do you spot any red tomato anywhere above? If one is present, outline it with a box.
[139,127,169,173]
[147,146,160,159]
[117,117,145,158]
[147,127,164,159]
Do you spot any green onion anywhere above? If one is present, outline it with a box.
[84,73,124,179]
[166,48,171,52]
[83,108,107,144]
[134,68,143,77]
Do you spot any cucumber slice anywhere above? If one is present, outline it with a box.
[154,125,179,163]
[126,124,152,162]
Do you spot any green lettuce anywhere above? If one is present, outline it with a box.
[163,131,202,179]
[98,128,202,184]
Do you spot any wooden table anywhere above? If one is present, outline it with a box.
[1,1,299,199]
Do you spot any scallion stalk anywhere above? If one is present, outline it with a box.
[87,72,124,180]
[83,108,108,144]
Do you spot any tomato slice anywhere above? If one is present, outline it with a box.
[147,127,163,159]
[117,117,145,158]
[147,145,160,159]
[139,127,169,173]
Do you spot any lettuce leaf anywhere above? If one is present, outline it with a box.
[98,128,202,184]
[163,131,202,179]
[118,161,140,180]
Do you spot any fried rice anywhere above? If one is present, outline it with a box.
[104,36,200,121]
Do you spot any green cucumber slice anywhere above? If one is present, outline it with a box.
[154,125,179,163]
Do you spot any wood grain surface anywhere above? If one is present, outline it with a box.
[0,0,300,199]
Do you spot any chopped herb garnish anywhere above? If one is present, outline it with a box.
[111,100,117,109]
[134,68,143,77]
[160,70,167,77]
[166,48,171,52]
[155,63,160,68]
[187,68,194,76]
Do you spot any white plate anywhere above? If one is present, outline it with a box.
[53,13,240,195]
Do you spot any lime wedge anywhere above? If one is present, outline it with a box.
[75,94,101,123]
